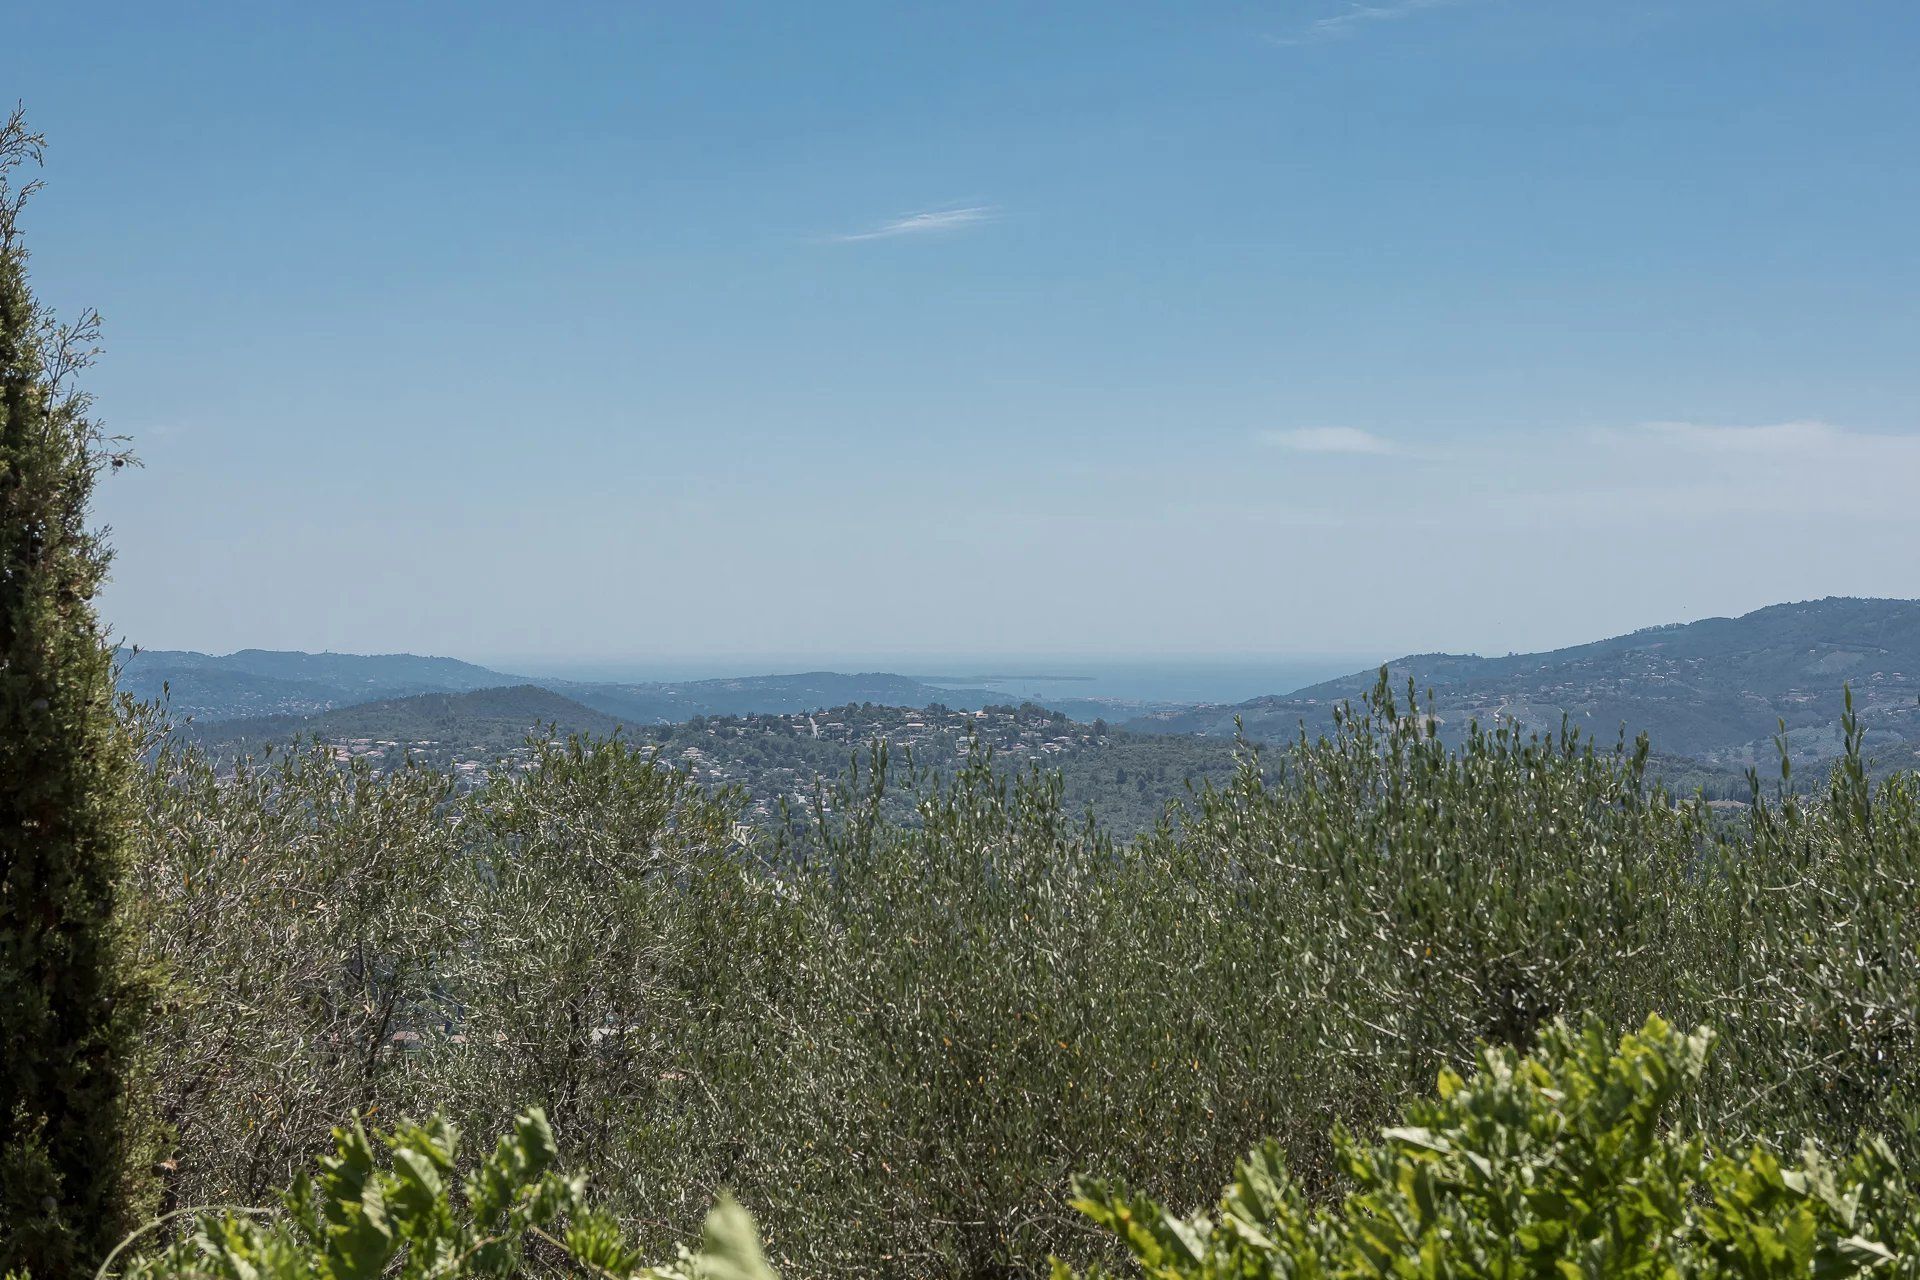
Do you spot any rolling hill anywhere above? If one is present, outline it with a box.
[185,685,628,773]
[548,671,1012,722]
[123,650,1016,724]
[1128,598,1920,767]
[120,648,516,720]
[184,692,1247,836]
[144,598,1920,777]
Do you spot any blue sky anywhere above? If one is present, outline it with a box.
[6,1,1918,664]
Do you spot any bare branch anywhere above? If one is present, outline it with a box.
[0,101,47,246]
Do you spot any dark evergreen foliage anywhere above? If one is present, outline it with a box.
[0,108,147,1276]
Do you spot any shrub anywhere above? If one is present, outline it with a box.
[128,741,465,1213]
[111,1106,774,1280]
[1065,1015,1920,1279]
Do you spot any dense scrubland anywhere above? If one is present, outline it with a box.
[113,680,1920,1276]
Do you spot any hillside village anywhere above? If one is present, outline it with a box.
[254,696,1238,838]
[650,703,1105,817]
[304,702,1101,796]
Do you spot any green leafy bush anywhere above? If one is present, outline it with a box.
[114,1108,772,1280]
[1065,1015,1920,1279]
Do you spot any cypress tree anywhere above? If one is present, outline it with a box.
[0,107,146,1277]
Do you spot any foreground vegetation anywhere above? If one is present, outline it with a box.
[115,1016,1920,1278]
[116,1108,781,1280]
[1070,1015,1920,1279]
[119,675,1920,1277]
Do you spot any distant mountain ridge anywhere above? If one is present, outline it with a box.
[121,649,1013,724]
[186,685,626,764]
[1128,597,1920,766]
[119,648,516,721]
[134,597,1920,769]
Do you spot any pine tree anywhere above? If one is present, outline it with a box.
[0,107,147,1277]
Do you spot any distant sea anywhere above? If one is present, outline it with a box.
[909,658,1374,707]
[506,655,1378,709]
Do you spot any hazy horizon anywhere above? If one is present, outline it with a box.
[470,652,1380,705]
[127,587,1920,708]
[122,588,1918,679]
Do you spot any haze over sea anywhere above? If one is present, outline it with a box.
[498,655,1374,707]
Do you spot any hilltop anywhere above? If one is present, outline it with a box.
[1130,597,1920,766]
[184,685,627,778]
[547,671,1013,722]
[120,648,514,720]
[122,649,1013,724]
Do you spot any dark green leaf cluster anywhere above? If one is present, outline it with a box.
[1067,1015,1920,1279]
[113,1107,772,1280]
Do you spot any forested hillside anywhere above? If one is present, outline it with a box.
[184,685,627,779]
[187,665,1786,834]
[1134,597,1920,766]
[188,693,1246,836]
[138,598,1920,781]
[637,703,1243,834]
[118,648,518,719]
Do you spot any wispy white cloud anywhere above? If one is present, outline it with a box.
[1270,0,1467,46]
[835,206,996,243]
[1259,426,1398,455]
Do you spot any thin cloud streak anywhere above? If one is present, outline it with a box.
[1270,0,1467,46]
[835,206,996,242]
[1259,426,1398,455]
